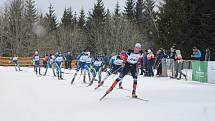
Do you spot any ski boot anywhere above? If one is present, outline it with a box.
[87,78,95,87]
[132,91,138,98]
[83,75,86,83]
[95,81,104,90]
[118,82,123,89]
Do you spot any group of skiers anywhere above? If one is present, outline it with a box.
[68,43,145,99]
[9,43,212,99]
[31,51,64,79]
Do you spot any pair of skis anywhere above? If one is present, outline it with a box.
[99,87,147,101]
[99,93,148,102]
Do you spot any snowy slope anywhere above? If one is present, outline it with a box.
[0,66,215,121]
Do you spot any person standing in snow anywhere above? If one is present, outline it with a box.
[55,53,64,80]
[139,50,145,76]
[155,48,167,76]
[205,48,211,61]
[142,50,148,76]
[11,53,21,71]
[174,50,187,80]
[33,51,41,75]
[67,52,72,69]
[146,49,155,77]
[169,45,177,60]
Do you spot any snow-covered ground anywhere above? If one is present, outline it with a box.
[0,66,215,121]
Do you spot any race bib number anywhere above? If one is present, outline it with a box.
[86,57,92,63]
[79,55,88,62]
[94,61,102,67]
[12,57,18,61]
[56,57,63,62]
[127,53,140,64]
[111,56,117,61]
[34,56,40,61]
[114,59,123,65]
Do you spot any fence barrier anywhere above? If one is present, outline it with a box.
[0,56,77,68]
[161,59,215,84]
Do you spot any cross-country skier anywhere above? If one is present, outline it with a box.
[43,54,56,76]
[100,43,143,100]
[10,53,21,71]
[83,52,92,83]
[33,51,41,75]
[55,53,64,80]
[43,53,49,68]
[88,55,103,86]
[95,52,124,90]
[50,55,57,76]
[71,50,88,84]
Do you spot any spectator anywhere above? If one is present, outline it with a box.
[191,46,201,60]
[147,49,155,77]
[66,52,72,69]
[142,49,148,76]
[205,48,211,61]
[174,50,187,80]
[63,52,68,69]
[155,48,167,76]
[169,45,176,60]
[140,50,145,75]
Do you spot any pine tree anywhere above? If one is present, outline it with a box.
[113,1,121,25]
[78,8,85,29]
[90,0,106,25]
[45,3,58,32]
[72,12,78,28]
[114,1,121,17]
[86,0,106,55]
[25,0,38,27]
[103,9,112,54]
[44,3,59,50]
[143,0,157,48]
[24,0,38,54]
[124,0,135,21]
[135,0,144,24]
[61,8,72,29]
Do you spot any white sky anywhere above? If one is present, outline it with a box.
[0,0,127,19]
[0,0,161,21]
